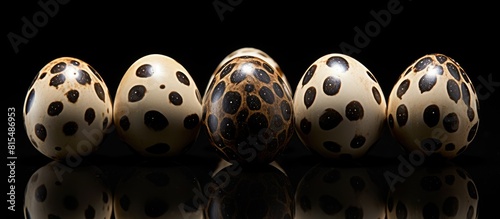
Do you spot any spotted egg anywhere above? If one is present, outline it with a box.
[386,53,479,159]
[293,53,387,159]
[202,50,294,165]
[23,57,113,161]
[113,54,202,157]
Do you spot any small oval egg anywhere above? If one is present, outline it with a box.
[113,54,202,157]
[23,57,113,161]
[202,50,294,165]
[386,53,479,159]
[293,53,387,159]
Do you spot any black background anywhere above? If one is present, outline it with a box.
[5,0,499,218]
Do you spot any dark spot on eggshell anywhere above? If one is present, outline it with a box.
[323,76,341,96]
[220,117,236,140]
[447,79,461,103]
[414,57,433,72]
[445,143,455,151]
[350,135,366,148]
[419,73,437,93]
[63,121,78,136]
[263,62,274,74]
[51,62,66,73]
[84,108,95,125]
[326,56,349,73]
[47,101,64,116]
[76,69,92,85]
[103,117,109,130]
[247,95,261,110]
[128,85,146,102]
[176,71,190,86]
[319,108,343,130]
[119,116,130,131]
[222,91,242,114]
[323,141,341,153]
[443,113,459,133]
[396,104,408,127]
[397,79,410,99]
[319,195,342,215]
[366,71,378,83]
[35,184,47,202]
[230,70,246,83]
[144,110,169,131]
[35,123,47,141]
[467,181,478,199]
[302,65,316,86]
[211,81,226,103]
[49,74,65,88]
[94,83,106,102]
[248,112,268,134]
[136,64,154,78]
[169,91,183,106]
[273,82,284,98]
[259,86,275,104]
[220,63,235,79]
[462,82,471,106]
[435,54,448,64]
[372,87,382,104]
[304,86,316,108]
[244,84,254,92]
[280,100,291,121]
[423,104,440,127]
[421,138,442,152]
[254,68,271,84]
[447,62,461,81]
[388,114,394,128]
[66,89,79,103]
[467,107,475,121]
[208,114,218,133]
[345,101,364,121]
[467,122,478,142]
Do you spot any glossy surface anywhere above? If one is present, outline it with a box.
[202,54,294,165]
[24,161,113,219]
[386,54,479,159]
[293,53,387,159]
[113,54,203,157]
[23,57,113,160]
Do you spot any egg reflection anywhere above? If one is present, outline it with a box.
[386,163,479,219]
[294,163,386,219]
[204,162,295,219]
[24,161,112,219]
[113,161,204,219]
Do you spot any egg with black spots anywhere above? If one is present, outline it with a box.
[23,57,113,161]
[293,53,387,159]
[386,54,479,159]
[113,54,202,157]
[202,49,294,165]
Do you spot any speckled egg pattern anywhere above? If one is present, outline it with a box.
[202,55,294,164]
[387,53,479,158]
[293,53,387,159]
[113,54,202,157]
[23,57,113,160]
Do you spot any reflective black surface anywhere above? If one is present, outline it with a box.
[13,132,500,218]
